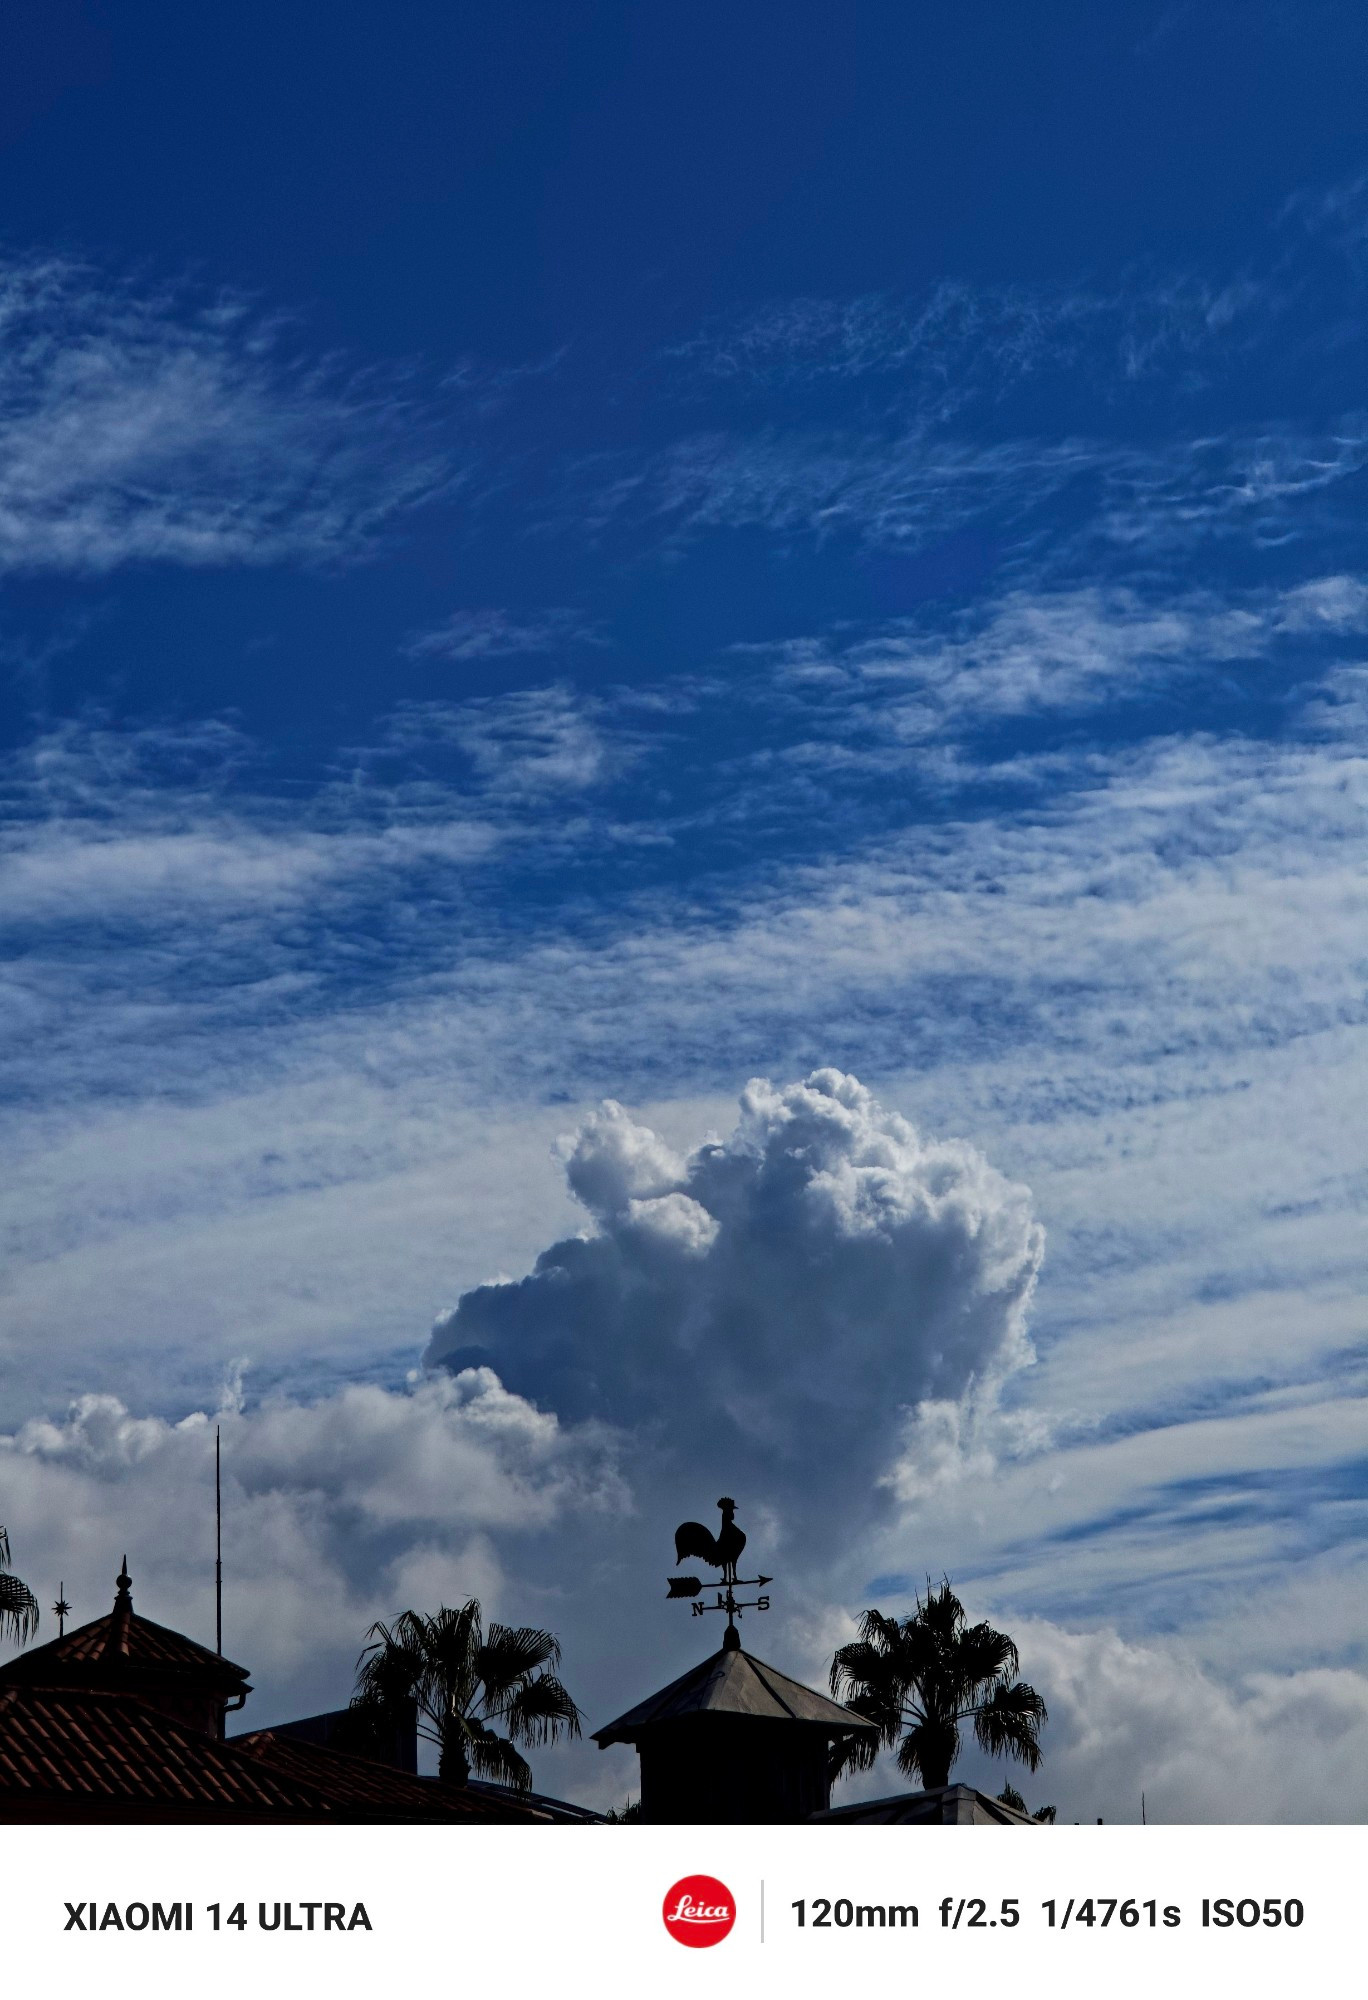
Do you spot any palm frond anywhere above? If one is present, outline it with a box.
[914,1579,965,1641]
[830,1622,914,1747]
[352,1620,424,1709]
[0,1570,39,1645]
[829,1727,881,1779]
[955,1619,1020,1691]
[856,1606,907,1653]
[463,1716,532,1789]
[501,1671,583,1745]
[830,1635,899,1694]
[477,1623,562,1701]
[0,1527,10,1570]
[972,1681,1047,1770]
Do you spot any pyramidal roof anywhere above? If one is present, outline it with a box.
[593,1643,876,1746]
[0,1559,249,1693]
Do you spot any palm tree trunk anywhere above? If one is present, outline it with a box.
[917,1724,957,1790]
[438,1736,470,1785]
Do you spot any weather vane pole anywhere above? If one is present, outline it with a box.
[667,1497,773,1650]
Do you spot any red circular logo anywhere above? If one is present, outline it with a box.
[662,1874,736,1948]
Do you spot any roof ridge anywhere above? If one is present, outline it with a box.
[739,1652,803,1721]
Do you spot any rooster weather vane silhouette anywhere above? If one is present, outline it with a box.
[667,1497,773,1649]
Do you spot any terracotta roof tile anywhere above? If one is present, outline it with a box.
[0,1686,319,1818]
[234,1731,555,1822]
[2,1611,248,1689]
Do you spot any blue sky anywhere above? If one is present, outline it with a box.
[2,0,1367,1820]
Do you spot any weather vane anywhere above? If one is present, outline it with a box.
[667,1496,773,1649]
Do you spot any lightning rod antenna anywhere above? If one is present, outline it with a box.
[215,1423,222,1656]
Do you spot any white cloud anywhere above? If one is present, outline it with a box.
[0,713,501,932]
[382,687,622,796]
[0,255,448,573]
[1276,573,1368,632]
[0,1371,619,1719]
[427,1070,1044,1538]
[562,399,1368,565]
[758,583,1281,734]
[1009,1620,1368,1824]
[668,274,1259,399]
[403,608,602,661]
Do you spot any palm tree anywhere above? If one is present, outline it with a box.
[0,1527,39,1646]
[349,1600,581,1788]
[829,1579,1046,1791]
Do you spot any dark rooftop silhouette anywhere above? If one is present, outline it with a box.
[0,1558,249,1738]
[595,1642,874,1740]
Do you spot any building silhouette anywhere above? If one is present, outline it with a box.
[0,1560,576,1823]
[594,1636,875,1822]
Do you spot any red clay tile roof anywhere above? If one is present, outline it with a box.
[234,1731,556,1822]
[0,1686,319,1819]
[0,1609,249,1690]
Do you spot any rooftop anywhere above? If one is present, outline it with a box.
[0,1685,315,1820]
[233,1729,561,1822]
[0,1559,249,1696]
[593,1642,877,1745]
[813,1783,1041,1825]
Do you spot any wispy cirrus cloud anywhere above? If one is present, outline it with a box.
[668,273,1264,399]
[0,254,452,573]
[559,419,1368,570]
[403,606,603,661]
[381,687,626,797]
[1280,166,1368,258]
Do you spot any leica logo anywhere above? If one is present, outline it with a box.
[670,1894,730,1922]
[662,1874,736,1947]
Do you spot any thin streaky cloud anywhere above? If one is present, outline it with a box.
[403,607,605,661]
[667,273,1265,396]
[553,419,1368,571]
[381,686,628,796]
[0,254,452,574]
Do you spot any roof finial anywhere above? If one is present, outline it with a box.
[53,1583,70,1637]
[102,1554,134,1661]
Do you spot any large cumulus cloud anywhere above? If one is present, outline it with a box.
[426,1070,1044,1526]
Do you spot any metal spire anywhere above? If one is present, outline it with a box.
[215,1424,223,1656]
[53,1583,70,1637]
